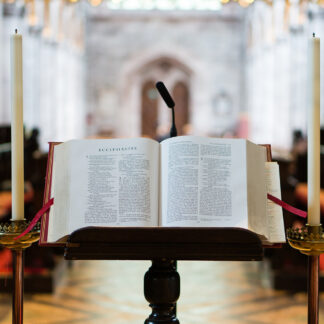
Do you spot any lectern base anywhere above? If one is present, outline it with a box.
[144,259,180,324]
[65,227,264,323]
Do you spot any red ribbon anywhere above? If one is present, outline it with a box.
[14,198,54,240]
[267,193,307,218]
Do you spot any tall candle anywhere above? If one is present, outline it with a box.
[307,34,321,226]
[11,30,24,221]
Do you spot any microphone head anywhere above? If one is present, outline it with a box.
[156,81,175,108]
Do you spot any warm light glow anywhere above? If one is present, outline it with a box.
[106,0,222,10]
[3,0,324,9]
[26,0,38,26]
[238,0,253,7]
[89,0,102,5]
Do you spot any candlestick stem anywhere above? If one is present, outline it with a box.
[13,249,24,324]
[308,255,319,324]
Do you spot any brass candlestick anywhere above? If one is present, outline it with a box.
[0,220,40,324]
[287,224,324,324]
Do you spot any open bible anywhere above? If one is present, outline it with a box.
[39,136,285,246]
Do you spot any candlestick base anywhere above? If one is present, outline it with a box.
[287,224,322,324]
[0,220,40,250]
[287,224,324,256]
[0,220,40,324]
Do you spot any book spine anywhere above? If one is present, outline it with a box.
[40,142,59,245]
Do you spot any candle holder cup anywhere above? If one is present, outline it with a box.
[287,224,324,256]
[0,220,40,249]
[0,220,40,324]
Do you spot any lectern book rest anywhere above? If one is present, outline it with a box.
[39,136,285,246]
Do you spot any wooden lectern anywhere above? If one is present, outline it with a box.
[65,227,263,324]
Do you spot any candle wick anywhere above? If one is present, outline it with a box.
[15,29,18,34]
[313,32,315,37]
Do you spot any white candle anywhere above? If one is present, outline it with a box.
[11,30,24,221]
[307,34,321,226]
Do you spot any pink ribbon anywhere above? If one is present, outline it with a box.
[267,193,307,218]
[14,198,54,240]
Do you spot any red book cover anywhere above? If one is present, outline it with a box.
[39,142,64,246]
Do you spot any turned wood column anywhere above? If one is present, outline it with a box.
[308,256,319,324]
[144,259,180,324]
[13,249,24,324]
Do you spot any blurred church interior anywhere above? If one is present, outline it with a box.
[1,0,324,323]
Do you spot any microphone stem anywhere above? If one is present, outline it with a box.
[170,107,177,138]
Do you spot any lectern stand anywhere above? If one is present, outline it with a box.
[64,227,263,324]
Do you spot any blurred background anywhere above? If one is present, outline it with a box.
[1,1,324,323]
[0,0,323,150]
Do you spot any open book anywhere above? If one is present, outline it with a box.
[40,136,285,246]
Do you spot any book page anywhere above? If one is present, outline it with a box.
[265,162,286,243]
[47,142,71,243]
[246,141,267,237]
[68,138,160,235]
[160,136,248,228]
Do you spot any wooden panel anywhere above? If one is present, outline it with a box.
[65,227,263,261]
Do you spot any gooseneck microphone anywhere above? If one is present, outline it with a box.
[155,81,177,138]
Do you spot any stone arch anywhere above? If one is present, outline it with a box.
[117,46,208,137]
